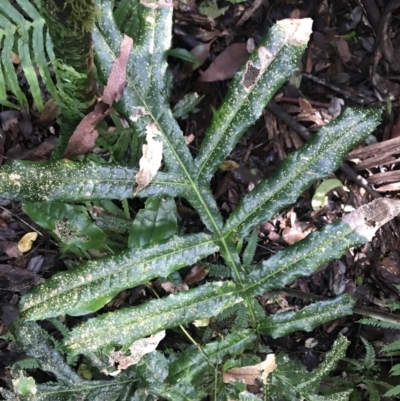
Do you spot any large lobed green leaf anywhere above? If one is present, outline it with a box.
[20,233,218,320]
[223,107,381,239]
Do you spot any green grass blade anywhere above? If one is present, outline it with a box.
[20,233,218,320]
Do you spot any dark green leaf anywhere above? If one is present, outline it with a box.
[242,221,368,297]
[167,48,200,64]
[259,295,356,338]
[20,233,218,320]
[223,108,381,239]
[64,281,241,354]
[128,196,178,247]
[23,201,107,257]
[194,19,313,183]
[168,329,256,385]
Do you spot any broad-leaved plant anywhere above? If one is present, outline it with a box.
[0,0,395,400]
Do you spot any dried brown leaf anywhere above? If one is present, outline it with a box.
[0,242,23,259]
[198,43,248,82]
[222,354,276,385]
[102,35,133,105]
[135,122,163,194]
[63,35,133,159]
[336,37,352,63]
[184,264,207,284]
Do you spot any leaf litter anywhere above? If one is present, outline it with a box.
[63,35,133,159]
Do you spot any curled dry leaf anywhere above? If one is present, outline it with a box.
[135,122,163,194]
[223,354,276,385]
[104,331,166,376]
[17,232,38,253]
[184,264,208,284]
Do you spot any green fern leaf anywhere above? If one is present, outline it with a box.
[382,339,400,354]
[194,19,313,183]
[298,335,350,392]
[259,295,355,339]
[13,359,40,371]
[242,229,259,269]
[23,201,108,257]
[168,330,256,389]
[223,107,381,240]
[389,363,400,376]
[10,321,81,384]
[64,281,242,354]
[385,384,400,398]
[364,379,381,401]
[360,337,376,369]
[20,233,218,320]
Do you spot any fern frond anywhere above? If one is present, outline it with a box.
[216,304,240,323]
[234,303,250,329]
[389,363,400,376]
[385,385,400,398]
[0,0,59,111]
[208,264,232,278]
[364,379,381,401]
[200,326,213,344]
[360,337,376,369]
[382,339,400,354]
[250,298,265,321]
[387,299,400,311]
[113,0,140,41]
[48,318,70,338]
[358,318,400,331]
[242,229,259,269]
